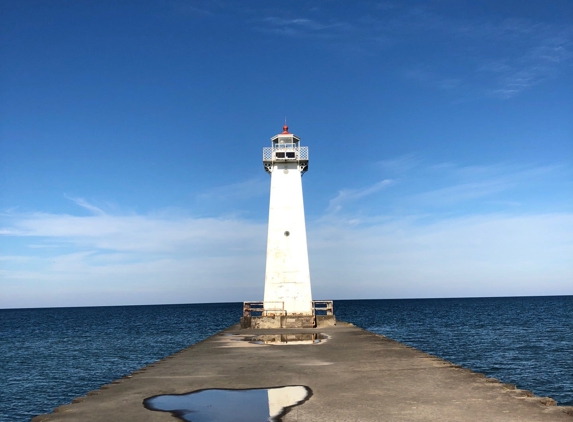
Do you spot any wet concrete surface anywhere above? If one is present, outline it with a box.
[33,323,573,421]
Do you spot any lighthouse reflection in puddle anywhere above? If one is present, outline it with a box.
[247,333,327,345]
[144,385,311,422]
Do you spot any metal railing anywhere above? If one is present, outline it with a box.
[242,300,334,317]
[243,301,286,317]
[262,146,308,162]
[273,143,298,149]
[312,300,334,316]
[262,147,273,161]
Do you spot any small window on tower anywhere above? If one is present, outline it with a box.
[275,152,285,158]
[286,152,295,158]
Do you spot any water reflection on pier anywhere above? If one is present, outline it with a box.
[246,333,327,345]
[144,385,312,422]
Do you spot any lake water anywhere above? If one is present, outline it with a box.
[0,296,571,421]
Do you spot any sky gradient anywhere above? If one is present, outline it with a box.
[1,0,572,308]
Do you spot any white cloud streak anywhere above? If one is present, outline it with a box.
[2,206,571,308]
[2,211,265,254]
[1,160,571,308]
[0,208,268,308]
[257,16,353,38]
[309,212,573,300]
[257,5,572,98]
[327,179,393,213]
[196,177,268,202]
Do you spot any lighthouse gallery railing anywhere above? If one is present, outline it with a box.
[263,146,308,161]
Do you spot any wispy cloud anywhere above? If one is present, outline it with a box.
[327,179,393,213]
[64,195,105,215]
[2,209,265,254]
[412,180,511,206]
[0,202,268,307]
[168,0,226,16]
[276,5,573,98]
[376,154,420,173]
[429,163,567,208]
[2,159,571,308]
[197,177,268,202]
[405,14,572,98]
[256,16,353,39]
[3,200,571,307]
[404,69,464,93]
[172,2,571,98]
[325,160,569,219]
[309,212,573,299]
[476,26,573,98]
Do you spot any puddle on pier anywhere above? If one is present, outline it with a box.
[144,385,312,422]
[246,333,327,345]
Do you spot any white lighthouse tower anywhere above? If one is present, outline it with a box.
[262,124,313,316]
[241,125,334,329]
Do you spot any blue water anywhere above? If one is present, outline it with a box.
[0,303,241,421]
[335,296,573,406]
[0,296,571,421]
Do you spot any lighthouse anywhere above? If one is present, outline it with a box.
[262,124,312,316]
[241,125,334,329]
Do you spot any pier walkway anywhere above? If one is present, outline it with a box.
[34,323,572,421]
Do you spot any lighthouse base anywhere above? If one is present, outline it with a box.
[241,300,336,329]
[240,315,336,329]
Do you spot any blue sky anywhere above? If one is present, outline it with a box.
[1,0,572,308]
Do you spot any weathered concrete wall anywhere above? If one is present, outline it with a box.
[242,315,318,329]
[316,315,336,327]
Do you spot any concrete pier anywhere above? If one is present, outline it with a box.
[33,323,573,421]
